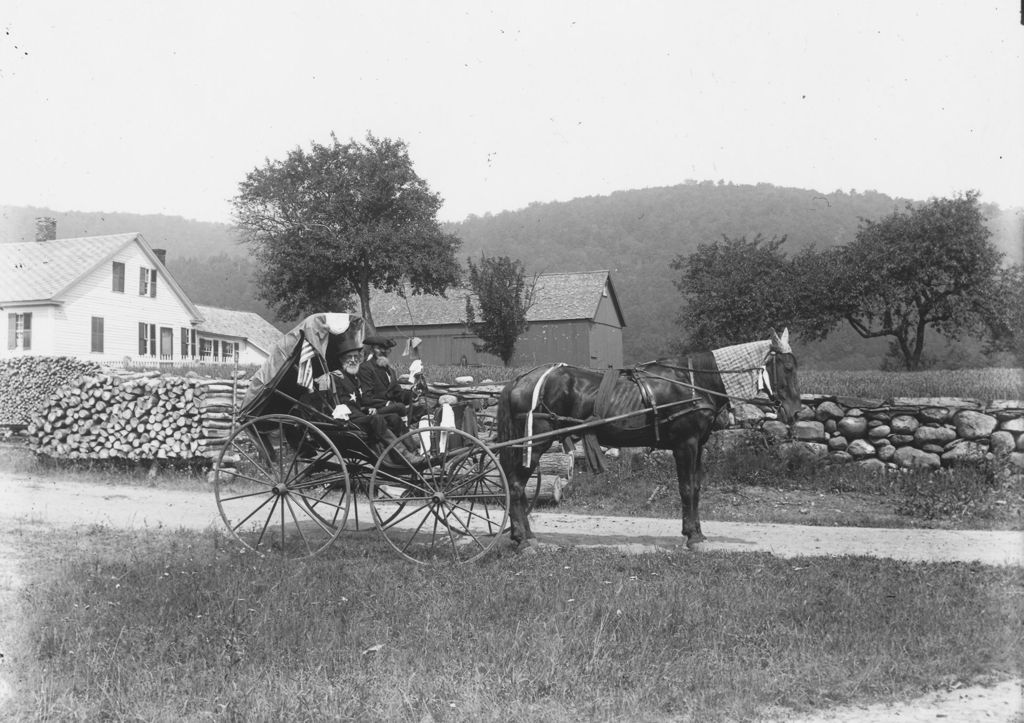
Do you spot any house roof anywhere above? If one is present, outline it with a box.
[371,270,625,328]
[0,232,202,319]
[195,305,283,354]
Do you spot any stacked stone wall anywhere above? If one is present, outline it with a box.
[730,395,1024,472]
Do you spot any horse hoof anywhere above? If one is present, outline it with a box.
[686,538,709,552]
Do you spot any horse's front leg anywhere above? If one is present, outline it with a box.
[673,435,707,548]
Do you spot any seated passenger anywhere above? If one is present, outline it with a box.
[358,335,416,417]
[330,340,424,466]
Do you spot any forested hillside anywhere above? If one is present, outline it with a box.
[3,183,1021,368]
[446,183,1022,363]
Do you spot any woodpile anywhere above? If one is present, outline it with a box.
[24,370,248,463]
[533,451,575,504]
[0,356,102,426]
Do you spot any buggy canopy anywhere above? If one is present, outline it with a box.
[239,313,364,418]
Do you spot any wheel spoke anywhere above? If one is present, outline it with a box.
[229,494,276,534]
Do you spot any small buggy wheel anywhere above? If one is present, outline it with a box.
[369,427,509,564]
[213,414,352,557]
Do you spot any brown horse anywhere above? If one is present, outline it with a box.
[496,328,802,549]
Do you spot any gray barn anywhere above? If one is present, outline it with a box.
[371,270,625,368]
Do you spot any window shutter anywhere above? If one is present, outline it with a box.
[7,314,14,350]
[149,324,157,356]
[22,313,31,350]
[150,269,157,298]
[138,322,146,355]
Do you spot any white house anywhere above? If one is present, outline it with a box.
[0,218,282,365]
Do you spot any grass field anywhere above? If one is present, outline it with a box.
[5,526,1021,722]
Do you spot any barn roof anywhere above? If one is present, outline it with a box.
[371,270,625,328]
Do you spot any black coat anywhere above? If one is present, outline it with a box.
[357,358,404,409]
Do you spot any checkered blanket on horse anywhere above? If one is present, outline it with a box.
[711,340,772,404]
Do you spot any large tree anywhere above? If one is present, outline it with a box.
[671,234,798,349]
[232,133,461,328]
[464,255,537,366]
[672,192,1011,370]
[830,192,1004,370]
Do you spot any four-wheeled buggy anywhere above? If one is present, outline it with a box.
[211,313,509,563]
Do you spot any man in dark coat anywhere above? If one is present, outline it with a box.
[358,335,414,416]
[328,339,423,465]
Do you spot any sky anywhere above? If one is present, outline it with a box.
[1,1,1022,225]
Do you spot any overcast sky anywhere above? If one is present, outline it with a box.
[1,1,1021,225]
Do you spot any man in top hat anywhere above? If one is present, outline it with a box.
[358,334,415,416]
[326,337,424,465]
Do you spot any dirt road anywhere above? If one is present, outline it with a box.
[3,473,1021,565]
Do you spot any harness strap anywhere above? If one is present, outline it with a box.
[633,371,661,443]
[594,368,620,419]
[525,363,565,467]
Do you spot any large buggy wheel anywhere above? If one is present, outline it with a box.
[212,414,352,557]
[369,427,509,564]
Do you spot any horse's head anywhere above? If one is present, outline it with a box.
[765,328,802,424]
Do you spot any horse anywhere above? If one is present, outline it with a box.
[496,328,802,549]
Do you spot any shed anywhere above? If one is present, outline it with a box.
[370,270,625,368]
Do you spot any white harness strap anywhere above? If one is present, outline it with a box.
[525,363,565,467]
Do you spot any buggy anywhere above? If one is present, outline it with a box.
[211,313,510,563]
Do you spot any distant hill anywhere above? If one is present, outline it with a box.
[445,183,1022,363]
[3,184,1021,367]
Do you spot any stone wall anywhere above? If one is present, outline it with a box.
[729,395,1024,472]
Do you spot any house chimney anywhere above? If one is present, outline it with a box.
[153,248,167,266]
[35,217,57,242]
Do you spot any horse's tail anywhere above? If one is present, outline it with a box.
[496,379,523,472]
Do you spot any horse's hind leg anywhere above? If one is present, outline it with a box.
[673,434,707,548]
[507,463,536,546]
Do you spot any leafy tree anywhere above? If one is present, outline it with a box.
[981,264,1024,363]
[671,192,1010,370]
[830,192,1004,370]
[464,255,537,365]
[232,132,461,329]
[670,234,798,349]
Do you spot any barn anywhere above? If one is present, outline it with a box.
[370,270,625,368]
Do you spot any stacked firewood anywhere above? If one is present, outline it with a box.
[0,356,101,426]
[25,371,248,462]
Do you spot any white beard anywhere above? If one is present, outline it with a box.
[342,362,360,376]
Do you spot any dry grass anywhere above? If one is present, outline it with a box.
[6,525,1022,722]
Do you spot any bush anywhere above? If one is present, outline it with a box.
[894,467,1024,521]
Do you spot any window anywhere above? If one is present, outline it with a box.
[200,338,214,360]
[91,317,104,353]
[112,262,125,292]
[181,327,198,358]
[7,312,32,350]
[221,341,237,362]
[138,322,156,356]
[159,327,172,358]
[138,267,157,297]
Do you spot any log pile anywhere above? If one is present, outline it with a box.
[533,451,575,504]
[24,371,248,463]
[0,356,102,426]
